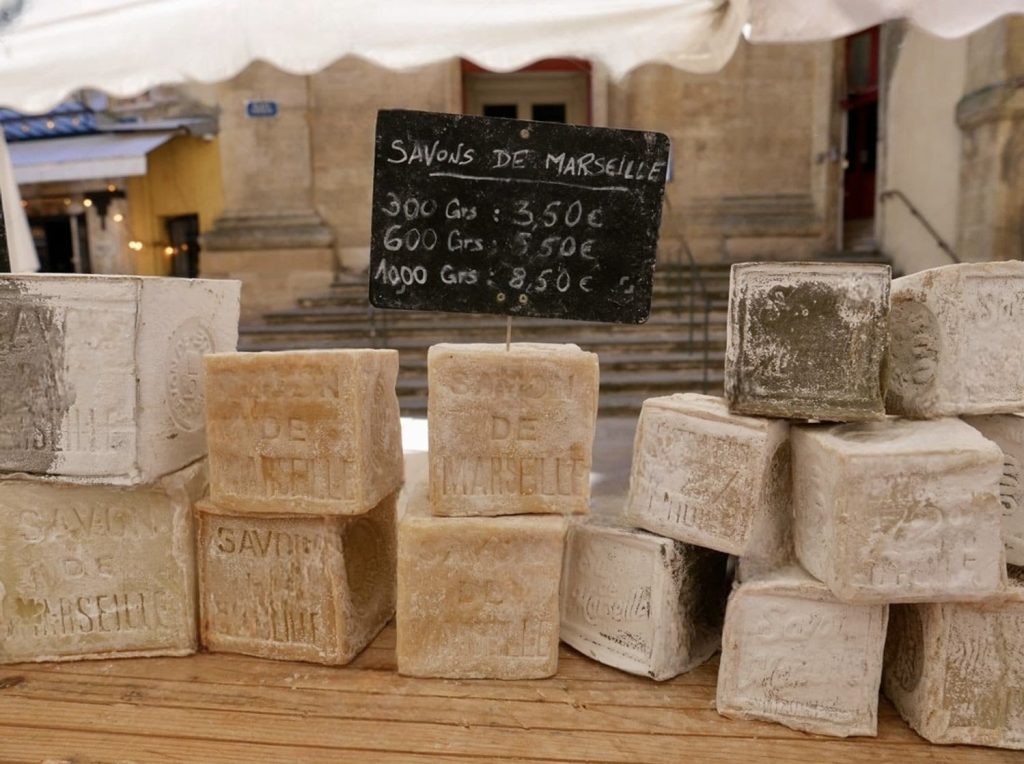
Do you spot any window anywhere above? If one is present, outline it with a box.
[463,59,591,125]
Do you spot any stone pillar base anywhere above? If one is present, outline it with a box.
[201,213,335,321]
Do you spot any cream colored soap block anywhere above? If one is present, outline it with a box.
[716,566,889,738]
[964,413,1024,566]
[625,394,789,556]
[0,461,206,664]
[428,343,598,516]
[396,490,567,678]
[560,522,730,680]
[0,274,240,484]
[204,349,403,515]
[793,418,1006,603]
[883,568,1024,750]
[887,261,1024,418]
[197,492,397,665]
[725,262,890,421]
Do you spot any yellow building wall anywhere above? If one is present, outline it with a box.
[127,135,224,275]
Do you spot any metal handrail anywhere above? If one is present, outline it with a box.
[662,196,713,394]
[879,189,960,264]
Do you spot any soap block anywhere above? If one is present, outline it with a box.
[887,261,1024,418]
[397,490,567,678]
[883,568,1024,750]
[428,342,598,516]
[625,394,789,556]
[792,418,1006,603]
[560,522,730,680]
[964,413,1024,566]
[716,566,889,738]
[724,262,890,421]
[204,349,403,515]
[196,492,397,665]
[0,461,206,664]
[0,274,240,484]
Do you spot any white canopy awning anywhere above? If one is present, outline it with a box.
[747,0,1024,43]
[8,132,175,184]
[0,0,748,113]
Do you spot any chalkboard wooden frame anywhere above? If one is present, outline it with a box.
[369,110,669,324]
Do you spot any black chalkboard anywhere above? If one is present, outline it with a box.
[369,110,670,324]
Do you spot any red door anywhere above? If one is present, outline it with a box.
[843,27,879,221]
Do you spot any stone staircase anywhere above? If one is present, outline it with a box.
[238,252,894,416]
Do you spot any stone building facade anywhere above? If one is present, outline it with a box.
[191,18,1023,319]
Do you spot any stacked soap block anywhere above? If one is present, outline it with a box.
[0,274,240,664]
[196,350,404,665]
[396,343,598,679]
[610,260,1022,747]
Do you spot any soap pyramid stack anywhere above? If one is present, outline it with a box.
[195,349,404,665]
[396,343,598,679]
[0,274,240,664]
[612,261,1024,748]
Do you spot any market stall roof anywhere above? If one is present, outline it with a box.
[746,0,1024,42]
[0,0,748,113]
[8,131,175,184]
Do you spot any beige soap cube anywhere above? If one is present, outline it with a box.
[883,568,1024,749]
[716,566,889,738]
[793,418,1006,603]
[725,262,890,421]
[396,490,567,678]
[560,522,730,680]
[0,274,239,484]
[196,492,397,665]
[625,394,789,556]
[428,342,598,517]
[887,261,1024,418]
[204,350,403,515]
[0,461,206,664]
[964,413,1024,566]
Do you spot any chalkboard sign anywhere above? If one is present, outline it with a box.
[370,110,670,324]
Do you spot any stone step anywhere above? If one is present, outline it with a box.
[240,314,729,343]
[260,302,730,325]
[396,349,726,376]
[395,367,724,396]
[239,330,727,354]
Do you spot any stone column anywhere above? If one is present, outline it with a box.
[956,17,1024,262]
[201,62,334,321]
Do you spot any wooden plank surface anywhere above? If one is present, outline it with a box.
[0,623,1017,764]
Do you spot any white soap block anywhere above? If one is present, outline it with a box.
[0,461,206,663]
[625,394,789,556]
[887,261,1024,417]
[560,522,730,680]
[884,567,1024,750]
[964,413,1024,566]
[716,566,889,738]
[793,418,1006,603]
[0,274,240,484]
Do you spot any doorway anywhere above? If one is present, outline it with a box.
[29,213,90,273]
[463,59,591,125]
[842,27,879,249]
[166,213,200,278]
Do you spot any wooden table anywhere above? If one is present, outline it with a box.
[0,624,1017,763]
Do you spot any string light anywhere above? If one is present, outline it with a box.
[62,197,71,206]
[163,246,175,256]
[112,213,124,223]
[128,240,144,251]
[82,198,93,208]
[107,184,116,192]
